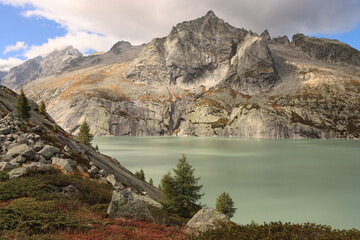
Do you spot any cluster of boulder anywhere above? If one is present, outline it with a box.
[0,114,70,175]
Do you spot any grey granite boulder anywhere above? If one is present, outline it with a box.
[106,174,125,190]
[51,157,76,172]
[33,141,44,152]
[185,207,230,235]
[107,188,153,220]
[38,145,60,159]
[6,144,35,159]
[0,126,11,135]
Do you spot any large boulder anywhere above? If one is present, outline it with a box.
[185,207,230,235]
[38,145,60,159]
[6,144,35,159]
[51,157,76,172]
[107,188,154,220]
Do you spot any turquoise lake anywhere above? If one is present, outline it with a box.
[93,136,360,230]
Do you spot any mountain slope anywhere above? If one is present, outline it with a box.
[1,46,82,90]
[22,11,360,139]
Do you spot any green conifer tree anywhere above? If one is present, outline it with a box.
[15,89,32,120]
[135,169,145,181]
[53,123,59,132]
[149,178,154,186]
[159,155,203,217]
[78,120,93,145]
[38,100,46,115]
[216,192,237,218]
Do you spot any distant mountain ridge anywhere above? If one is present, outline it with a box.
[4,11,360,139]
[1,46,82,89]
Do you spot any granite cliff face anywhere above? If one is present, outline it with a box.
[14,11,360,139]
[1,46,82,90]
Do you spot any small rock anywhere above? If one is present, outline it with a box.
[10,155,26,165]
[99,169,107,177]
[0,127,11,135]
[88,165,99,174]
[106,174,124,190]
[64,145,70,152]
[16,135,28,145]
[32,125,43,132]
[34,142,45,152]
[0,162,16,171]
[0,135,6,142]
[98,176,108,184]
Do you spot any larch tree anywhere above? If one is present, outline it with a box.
[216,192,237,218]
[78,120,93,146]
[15,89,32,120]
[159,155,203,217]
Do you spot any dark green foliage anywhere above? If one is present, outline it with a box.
[38,100,46,115]
[0,198,78,233]
[185,222,360,240]
[216,192,236,218]
[160,155,203,217]
[95,144,99,151]
[78,120,93,146]
[149,178,154,186]
[0,168,112,204]
[15,89,32,120]
[53,123,59,132]
[135,169,145,181]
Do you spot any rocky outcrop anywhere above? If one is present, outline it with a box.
[107,188,154,220]
[1,46,82,89]
[185,207,230,235]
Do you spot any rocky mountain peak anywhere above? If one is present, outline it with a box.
[291,33,360,66]
[110,41,133,55]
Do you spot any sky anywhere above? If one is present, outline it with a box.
[0,0,360,72]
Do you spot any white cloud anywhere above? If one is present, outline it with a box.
[3,41,28,55]
[1,0,360,58]
[0,57,24,71]
[24,31,117,58]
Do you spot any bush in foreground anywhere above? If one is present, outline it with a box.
[184,221,360,240]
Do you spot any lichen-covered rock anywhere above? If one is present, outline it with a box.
[6,144,35,159]
[33,141,44,152]
[51,157,76,172]
[38,145,60,159]
[107,188,154,220]
[185,207,230,235]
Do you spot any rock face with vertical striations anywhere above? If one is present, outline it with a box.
[12,11,360,139]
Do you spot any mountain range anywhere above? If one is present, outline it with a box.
[1,11,359,139]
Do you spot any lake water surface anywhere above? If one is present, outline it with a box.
[93,136,360,230]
